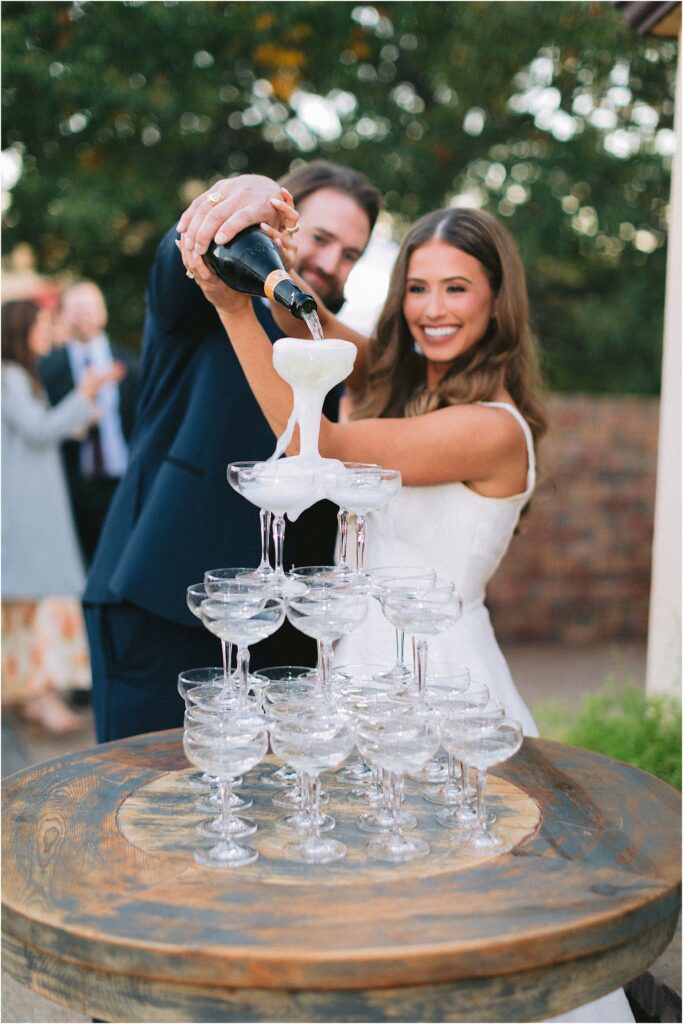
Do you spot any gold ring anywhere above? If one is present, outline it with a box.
[207,192,223,206]
[284,224,300,235]
[186,270,195,279]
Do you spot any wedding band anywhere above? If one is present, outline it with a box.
[186,270,195,279]
[207,192,223,206]
[284,224,300,235]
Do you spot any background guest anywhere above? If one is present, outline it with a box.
[1,299,123,733]
[39,281,140,564]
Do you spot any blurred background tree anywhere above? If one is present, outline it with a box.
[2,1,676,393]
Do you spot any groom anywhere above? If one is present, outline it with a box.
[84,162,381,742]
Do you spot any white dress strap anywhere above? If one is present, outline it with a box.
[476,401,536,495]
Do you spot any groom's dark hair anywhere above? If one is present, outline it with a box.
[278,161,382,232]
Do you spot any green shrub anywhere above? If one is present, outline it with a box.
[534,680,681,791]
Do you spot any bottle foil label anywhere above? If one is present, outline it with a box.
[264,269,291,301]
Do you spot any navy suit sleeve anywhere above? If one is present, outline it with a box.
[146,225,216,336]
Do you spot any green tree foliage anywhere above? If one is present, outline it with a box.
[2,1,676,392]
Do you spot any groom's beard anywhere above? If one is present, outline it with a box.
[296,264,346,315]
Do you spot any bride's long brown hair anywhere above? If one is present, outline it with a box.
[351,208,547,454]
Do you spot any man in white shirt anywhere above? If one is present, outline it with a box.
[40,281,140,564]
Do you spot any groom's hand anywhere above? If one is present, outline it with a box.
[177,175,284,256]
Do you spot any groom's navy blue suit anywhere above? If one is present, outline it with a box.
[84,227,339,742]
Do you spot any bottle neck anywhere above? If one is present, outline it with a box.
[270,277,317,321]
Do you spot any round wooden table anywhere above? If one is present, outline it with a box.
[2,732,680,1023]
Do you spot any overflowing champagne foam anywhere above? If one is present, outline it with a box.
[270,338,356,463]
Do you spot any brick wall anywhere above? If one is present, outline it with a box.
[487,394,660,644]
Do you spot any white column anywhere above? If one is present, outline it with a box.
[646,46,682,696]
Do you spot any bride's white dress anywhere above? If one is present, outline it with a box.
[333,401,634,1024]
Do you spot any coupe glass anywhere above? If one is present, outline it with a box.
[183,704,253,815]
[334,670,396,783]
[356,714,441,862]
[177,667,224,791]
[183,715,268,867]
[344,697,416,831]
[186,582,234,687]
[286,588,367,703]
[265,699,334,830]
[421,678,489,807]
[450,718,524,854]
[199,588,285,707]
[382,583,462,704]
[288,567,353,681]
[256,666,314,787]
[324,462,379,577]
[369,566,438,684]
[228,460,321,591]
[270,714,356,863]
[324,465,402,583]
[429,697,504,819]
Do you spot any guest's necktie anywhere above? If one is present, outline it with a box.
[82,356,106,478]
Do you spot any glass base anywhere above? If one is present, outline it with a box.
[336,760,373,783]
[373,663,412,685]
[272,787,328,810]
[421,784,463,807]
[283,836,347,864]
[436,806,495,829]
[194,841,259,867]
[347,784,384,806]
[451,828,509,856]
[275,811,335,835]
[195,793,253,813]
[261,765,297,787]
[367,833,430,863]
[357,809,416,834]
[186,771,217,791]
[196,814,257,840]
[409,759,448,784]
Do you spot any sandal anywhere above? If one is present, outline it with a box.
[16,692,84,735]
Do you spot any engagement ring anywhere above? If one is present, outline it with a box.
[186,270,195,279]
[284,224,300,235]
[207,192,223,206]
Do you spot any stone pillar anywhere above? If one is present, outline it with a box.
[646,47,682,696]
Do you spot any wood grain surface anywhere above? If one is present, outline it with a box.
[2,733,680,1023]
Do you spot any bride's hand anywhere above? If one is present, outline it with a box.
[257,189,300,272]
[175,239,251,317]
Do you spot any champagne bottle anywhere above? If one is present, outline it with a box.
[203,225,317,321]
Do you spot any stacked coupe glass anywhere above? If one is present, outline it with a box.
[179,458,523,868]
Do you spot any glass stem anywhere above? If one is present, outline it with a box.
[219,777,234,843]
[475,768,488,834]
[415,638,428,698]
[259,508,272,571]
[272,514,286,578]
[236,645,250,706]
[337,509,349,570]
[396,629,406,670]
[308,773,321,841]
[319,640,333,700]
[389,771,404,840]
[221,640,229,684]
[355,514,367,571]
[447,752,457,787]
[462,761,471,800]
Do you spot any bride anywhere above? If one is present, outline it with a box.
[180,194,633,1024]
